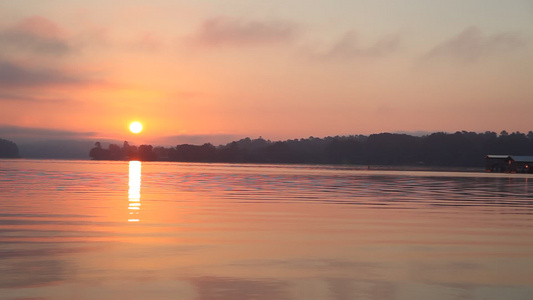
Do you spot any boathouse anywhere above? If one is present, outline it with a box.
[485,155,533,173]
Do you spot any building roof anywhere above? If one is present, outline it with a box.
[510,156,533,163]
[486,155,510,159]
[485,155,533,163]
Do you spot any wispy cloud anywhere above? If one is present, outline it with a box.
[0,125,96,140]
[0,92,70,104]
[0,16,71,55]
[192,16,299,47]
[0,59,85,87]
[309,31,400,61]
[424,26,526,63]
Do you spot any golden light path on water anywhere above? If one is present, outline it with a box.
[128,161,141,222]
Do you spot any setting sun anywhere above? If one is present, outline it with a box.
[129,122,143,134]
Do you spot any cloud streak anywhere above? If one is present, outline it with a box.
[0,125,96,140]
[0,59,85,87]
[0,16,71,55]
[193,16,299,47]
[425,26,526,63]
[0,92,70,104]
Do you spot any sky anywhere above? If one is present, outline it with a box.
[1,0,532,145]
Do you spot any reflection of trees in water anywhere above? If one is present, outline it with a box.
[327,277,395,300]
[0,259,70,288]
[189,276,288,300]
[383,176,533,211]
[149,170,533,212]
[429,177,533,210]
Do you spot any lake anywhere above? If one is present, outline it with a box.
[1,159,532,300]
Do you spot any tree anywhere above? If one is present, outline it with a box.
[0,139,20,158]
[139,145,155,161]
[88,130,533,167]
[89,142,108,160]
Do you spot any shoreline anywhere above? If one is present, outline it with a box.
[0,157,487,173]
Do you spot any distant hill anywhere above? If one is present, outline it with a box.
[18,139,119,159]
[0,138,19,158]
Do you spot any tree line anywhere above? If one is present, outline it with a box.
[0,138,19,158]
[89,130,533,167]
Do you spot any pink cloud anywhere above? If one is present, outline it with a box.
[425,26,526,63]
[132,32,163,51]
[0,60,82,87]
[193,16,299,47]
[321,31,401,60]
[0,16,71,55]
[16,15,65,38]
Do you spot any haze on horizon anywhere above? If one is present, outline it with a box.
[1,1,532,145]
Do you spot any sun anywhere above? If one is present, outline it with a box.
[129,122,143,134]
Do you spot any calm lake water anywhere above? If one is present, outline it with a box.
[1,159,533,300]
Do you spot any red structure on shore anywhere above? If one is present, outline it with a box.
[485,155,533,173]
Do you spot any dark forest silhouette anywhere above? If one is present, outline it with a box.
[0,138,19,158]
[89,130,533,167]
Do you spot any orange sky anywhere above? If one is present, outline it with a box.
[1,1,532,145]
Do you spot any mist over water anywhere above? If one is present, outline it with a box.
[1,160,532,300]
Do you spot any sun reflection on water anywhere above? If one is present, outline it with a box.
[128,161,141,222]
